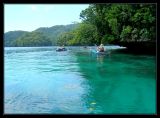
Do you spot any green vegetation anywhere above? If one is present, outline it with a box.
[57,23,98,46]
[4,4,156,49]
[4,31,28,46]
[4,24,79,47]
[35,24,79,45]
[56,4,156,47]
[12,32,52,47]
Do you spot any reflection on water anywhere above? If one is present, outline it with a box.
[97,55,105,64]
[4,46,156,114]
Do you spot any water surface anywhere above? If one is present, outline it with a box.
[4,46,156,114]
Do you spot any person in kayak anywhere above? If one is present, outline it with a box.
[56,45,67,51]
[61,45,65,50]
[97,44,104,52]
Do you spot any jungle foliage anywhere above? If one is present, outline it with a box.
[57,4,156,46]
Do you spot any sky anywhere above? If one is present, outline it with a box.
[4,4,89,33]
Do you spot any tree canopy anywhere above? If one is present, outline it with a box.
[56,4,156,46]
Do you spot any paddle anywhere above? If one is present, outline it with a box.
[94,44,97,52]
[95,44,100,53]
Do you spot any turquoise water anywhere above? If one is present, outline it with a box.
[4,46,156,114]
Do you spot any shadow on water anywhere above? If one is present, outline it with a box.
[114,48,156,56]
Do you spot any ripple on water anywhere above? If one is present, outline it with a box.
[4,47,156,114]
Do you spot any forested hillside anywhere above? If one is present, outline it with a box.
[4,31,28,46]
[34,24,79,45]
[12,32,52,47]
[4,24,79,47]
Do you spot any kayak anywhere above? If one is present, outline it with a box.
[91,50,105,55]
[56,48,67,52]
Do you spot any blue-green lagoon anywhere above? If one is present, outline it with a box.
[4,46,156,114]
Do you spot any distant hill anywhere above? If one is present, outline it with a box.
[12,32,52,47]
[34,24,79,45]
[4,24,79,47]
[4,31,28,46]
[35,24,79,37]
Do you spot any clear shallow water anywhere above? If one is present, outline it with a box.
[4,46,156,114]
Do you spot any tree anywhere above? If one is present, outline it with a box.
[80,4,156,44]
[57,32,75,46]
[72,23,98,45]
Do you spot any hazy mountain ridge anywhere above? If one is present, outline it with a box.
[4,24,79,47]
[4,31,28,46]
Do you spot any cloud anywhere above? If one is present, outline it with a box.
[28,5,54,12]
[30,5,37,11]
